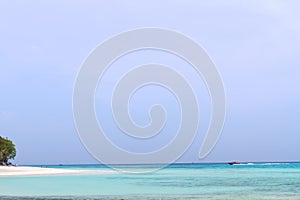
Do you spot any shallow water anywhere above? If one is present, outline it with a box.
[1,163,300,199]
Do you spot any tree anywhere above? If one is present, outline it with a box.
[0,136,16,165]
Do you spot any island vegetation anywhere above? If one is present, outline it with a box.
[0,136,16,166]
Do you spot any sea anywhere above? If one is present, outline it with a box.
[0,163,300,199]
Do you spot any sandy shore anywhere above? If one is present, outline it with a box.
[0,166,116,177]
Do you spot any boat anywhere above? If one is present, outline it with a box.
[228,161,241,165]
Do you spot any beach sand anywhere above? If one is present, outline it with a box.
[0,166,116,177]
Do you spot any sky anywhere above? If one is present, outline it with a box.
[0,0,300,165]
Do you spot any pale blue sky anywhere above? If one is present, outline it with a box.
[0,1,300,165]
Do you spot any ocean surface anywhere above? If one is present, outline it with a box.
[1,163,300,199]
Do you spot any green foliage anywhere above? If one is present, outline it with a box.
[0,136,16,164]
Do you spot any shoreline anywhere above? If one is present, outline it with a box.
[0,166,116,177]
[1,162,299,177]
[20,161,300,167]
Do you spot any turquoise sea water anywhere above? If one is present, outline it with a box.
[1,163,300,199]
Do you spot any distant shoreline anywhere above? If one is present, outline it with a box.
[21,161,300,167]
[2,162,298,177]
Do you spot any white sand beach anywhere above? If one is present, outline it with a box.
[0,166,116,177]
